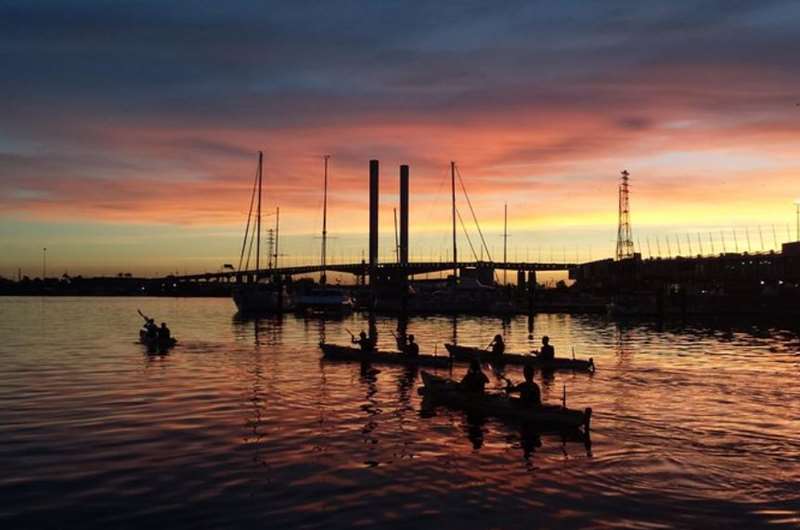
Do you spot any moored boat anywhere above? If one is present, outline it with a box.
[294,287,353,313]
[230,152,293,314]
[419,371,592,432]
[320,343,451,368]
[295,156,355,314]
[445,343,595,372]
[233,282,292,314]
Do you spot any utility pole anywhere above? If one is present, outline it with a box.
[42,247,47,279]
[503,203,508,285]
[266,229,274,269]
[772,225,778,250]
[795,200,800,241]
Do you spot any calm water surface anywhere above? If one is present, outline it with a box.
[1,297,799,529]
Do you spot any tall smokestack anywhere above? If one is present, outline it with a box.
[369,160,379,279]
[399,165,409,265]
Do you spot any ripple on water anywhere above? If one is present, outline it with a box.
[1,297,799,528]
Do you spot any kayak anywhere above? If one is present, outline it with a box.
[444,343,595,372]
[419,371,592,432]
[319,343,452,368]
[139,329,177,352]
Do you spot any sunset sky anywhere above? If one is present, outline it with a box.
[2,1,799,277]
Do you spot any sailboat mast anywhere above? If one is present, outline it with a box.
[451,161,457,280]
[393,207,399,263]
[274,206,280,269]
[256,151,263,272]
[503,203,508,285]
[321,155,329,285]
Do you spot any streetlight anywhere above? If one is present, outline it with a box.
[795,200,800,242]
[42,247,47,279]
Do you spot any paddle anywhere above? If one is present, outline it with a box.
[481,352,513,390]
[498,373,514,391]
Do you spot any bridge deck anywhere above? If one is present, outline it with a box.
[169,261,577,282]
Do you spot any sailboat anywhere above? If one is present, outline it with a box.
[294,155,354,313]
[377,161,507,314]
[232,152,292,314]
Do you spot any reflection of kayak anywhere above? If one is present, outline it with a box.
[419,371,592,433]
[139,329,177,352]
[319,343,451,368]
[444,344,595,372]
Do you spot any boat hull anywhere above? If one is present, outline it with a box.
[294,291,354,313]
[445,344,595,372]
[232,285,292,313]
[320,343,452,368]
[139,329,177,352]
[420,371,591,432]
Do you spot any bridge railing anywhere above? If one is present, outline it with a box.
[167,260,579,282]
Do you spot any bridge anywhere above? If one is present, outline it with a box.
[167,260,578,283]
[166,160,580,285]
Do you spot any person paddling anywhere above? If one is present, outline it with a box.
[506,364,542,407]
[460,359,489,393]
[537,336,554,362]
[404,334,419,357]
[145,318,158,339]
[489,334,505,358]
[158,322,171,342]
[352,330,375,353]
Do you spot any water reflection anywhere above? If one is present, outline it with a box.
[4,298,800,529]
[359,360,381,467]
[244,349,271,483]
[231,312,284,346]
[513,427,542,461]
[463,413,486,450]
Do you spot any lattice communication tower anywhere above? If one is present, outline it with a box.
[266,228,275,269]
[616,170,635,260]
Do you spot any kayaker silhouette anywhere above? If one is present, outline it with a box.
[145,319,157,339]
[352,330,375,353]
[460,359,489,393]
[538,336,555,361]
[489,334,505,357]
[405,335,419,357]
[158,322,171,342]
[505,364,542,407]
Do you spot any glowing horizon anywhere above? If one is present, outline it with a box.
[2,1,800,277]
